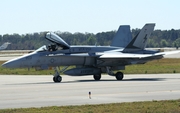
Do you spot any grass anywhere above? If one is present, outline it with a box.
[0,100,180,113]
[123,58,180,74]
[0,58,180,75]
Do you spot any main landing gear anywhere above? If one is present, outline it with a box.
[93,74,101,80]
[92,71,123,81]
[106,67,124,80]
[92,67,124,81]
[115,72,124,80]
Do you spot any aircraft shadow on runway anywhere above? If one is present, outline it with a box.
[76,78,166,82]
[123,78,166,81]
[4,78,166,85]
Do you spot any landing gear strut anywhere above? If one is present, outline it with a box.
[53,67,62,83]
[52,66,69,83]
[106,67,124,80]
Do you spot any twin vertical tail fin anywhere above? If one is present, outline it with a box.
[110,25,132,47]
[0,42,10,50]
[123,23,155,53]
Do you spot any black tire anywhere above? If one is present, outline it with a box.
[115,72,124,80]
[93,74,101,80]
[57,76,62,82]
[53,76,62,83]
[53,76,56,82]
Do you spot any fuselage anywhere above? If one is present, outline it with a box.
[2,45,121,69]
[2,45,161,70]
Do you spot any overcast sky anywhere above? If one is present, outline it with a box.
[0,0,179,35]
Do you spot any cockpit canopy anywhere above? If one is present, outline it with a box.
[35,45,59,52]
[46,32,70,49]
[35,32,70,52]
[35,45,48,52]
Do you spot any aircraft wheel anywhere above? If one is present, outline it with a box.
[93,74,101,80]
[53,76,56,82]
[115,72,124,80]
[53,76,62,83]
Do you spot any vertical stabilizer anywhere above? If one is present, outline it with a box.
[123,23,155,52]
[110,25,132,47]
[0,42,10,50]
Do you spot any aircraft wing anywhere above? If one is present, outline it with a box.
[100,52,152,59]
[152,50,180,56]
[45,50,180,59]
[99,50,180,59]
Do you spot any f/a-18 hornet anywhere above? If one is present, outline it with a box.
[2,24,179,82]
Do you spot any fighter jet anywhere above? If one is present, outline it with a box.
[0,42,10,50]
[2,24,179,83]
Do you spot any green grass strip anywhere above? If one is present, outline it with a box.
[0,100,180,113]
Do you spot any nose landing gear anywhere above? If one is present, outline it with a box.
[53,76,62,82]
[53,67,62,83]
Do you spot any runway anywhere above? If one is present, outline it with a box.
[0,74,180,109]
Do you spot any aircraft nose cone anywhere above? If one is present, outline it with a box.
[2,61,13,68]
[1,62,6,68]
[2,59,20,68]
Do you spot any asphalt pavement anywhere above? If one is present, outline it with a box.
[0,74,180,109]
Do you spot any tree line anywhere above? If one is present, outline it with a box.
[0,28,180,50]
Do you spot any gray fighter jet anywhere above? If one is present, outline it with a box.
[2,24,179,82]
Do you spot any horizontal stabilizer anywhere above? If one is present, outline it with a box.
[153,50,180,56]
[100,50,180,59]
